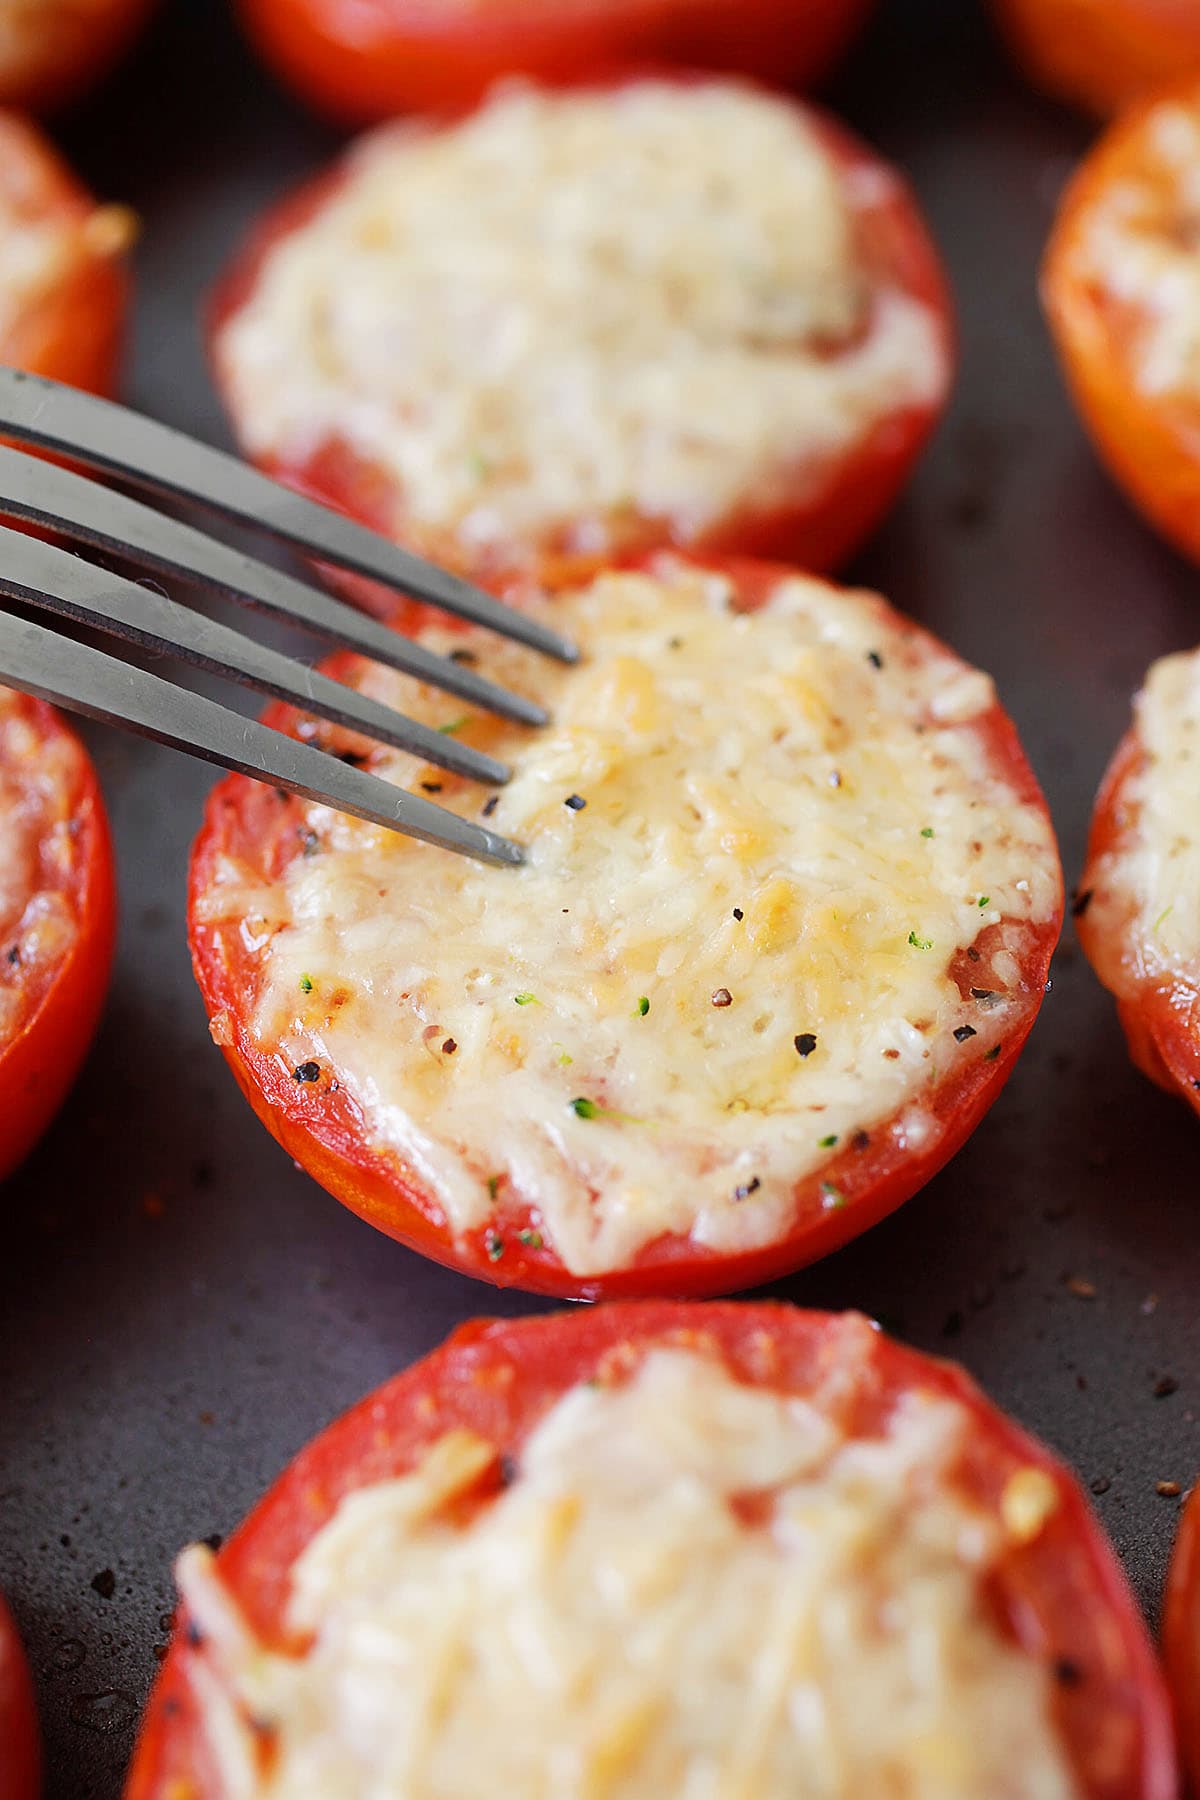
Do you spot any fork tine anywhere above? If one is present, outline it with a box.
[0,525,512,788]
[0,368,578,665]
[0,446,550,728]
[0,609,523,865]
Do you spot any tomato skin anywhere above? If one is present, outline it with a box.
[0,112,131,399]
[207,85,953,590]
[0,696,117,1183]
[1041,79,1200,569]
[1166,1482,1200,1798]
[187,554,1061,1302]
[123,1300,1177,1799]
[1077,725,1200,1119]
[236,0,874,125]
[0,1594,39,1800]
[992,0,1200,116]
[0,0,155,114]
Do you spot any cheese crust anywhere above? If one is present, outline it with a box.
[176,1327,1078,1798]
[194,559,1061,1278]
[213,79,947,569]
[1080,646,1200,993]
[0,689,82,1047]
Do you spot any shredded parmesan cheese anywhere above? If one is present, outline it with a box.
[196,560,1061,1277]
[1075,96,1200,398]
[176,1335,1079,1798]
[214,80,947,565]
[0,687,81,1046]
[1081,646,1200,989]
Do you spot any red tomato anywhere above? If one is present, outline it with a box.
[236,0,874,124]
[1076,716,1200,1117]
[187,555,1061,1302]
[992,0,1200,115]
[1042,78,1200,569]
[0,691,117,1182]
[124,1300,1177,1798]
[1166,1480,1200,1797]
[208,85,953,591]
[0,1594,38,1800]
[0,112,132,398]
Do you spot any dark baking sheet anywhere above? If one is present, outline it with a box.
[2,1,1199,1793]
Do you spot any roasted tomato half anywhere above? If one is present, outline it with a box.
[125,1301,1176,1798]
[237,0,875,124]
[993,0,1200,116]
[1166,1479,1200,1797]
[1076,646,1200,1115]
[0,690,117,1182]
[188,555,1061,1300]
[0,0,155,113]
[209,77,953,591]
[1043,78,1200,568]
[0,1594,38,1800]
[0,111,132,396]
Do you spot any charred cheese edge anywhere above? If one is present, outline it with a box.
[175,1327,1079,1798]
[1082,646,1200,992]
[0,689,81,1046]
[193,560,1061,1278]
[213,79,947,564]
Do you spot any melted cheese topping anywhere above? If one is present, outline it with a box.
[195,562,1060,1277]
[1077,97,1200,397]
[215,81,946,565]
[1083,647,1200,991]
[0,689,80,1046]
[177,1335,1078,1798]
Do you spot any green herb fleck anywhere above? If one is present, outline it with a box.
[467,449,491,480]
[819,1133,838,1149]
[820,1181,846,1210]
[554,1045,574,1067]
[1153,904,1174,935]
[486,1174,501,1200]
[485,1230,505,1262]
[978,895,990,909]
[921,827,935,838]
[299,973,313,994]
[514,992,537,1006]
[636,996,650,1017]
[569,1095,641,1124]
[908,930,933,950]
[438,715,469,736]
[517,1229,543,1250]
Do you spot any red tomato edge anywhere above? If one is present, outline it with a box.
[1077,725,1200,1119]
[0,699,117,1183]
[1041,76,1200,568]
[992,0,1200,117]
[123,1299,1178,1799]
[0,1593,39,1800]
[204,78,954,590]
[235,0,875,125]
[1166,1480,1200,1798]
[186,555,1062,1301]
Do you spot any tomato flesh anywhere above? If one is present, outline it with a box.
[0,692,116,1182]
[993,0,1200,115]
[0,1594,38,1800]
[1166,1481,1200,1798]
[207,86,953,591]
[237,0,875,124]
[123,1300,1178,1798]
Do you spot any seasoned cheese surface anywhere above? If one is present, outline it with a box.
[196,562,1060,1276]
[214,80,946,564]
[177,1335,1078,1798]
[1077,97,1200,397]
[1083,647,1200,990]
[0,689,80,1046]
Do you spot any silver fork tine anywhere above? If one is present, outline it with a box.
[0,368,578,665]
[0,524,512,787]
[0,609,523,865]
[0,446,549,728]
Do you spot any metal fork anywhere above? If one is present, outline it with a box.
[0,368,579,867]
